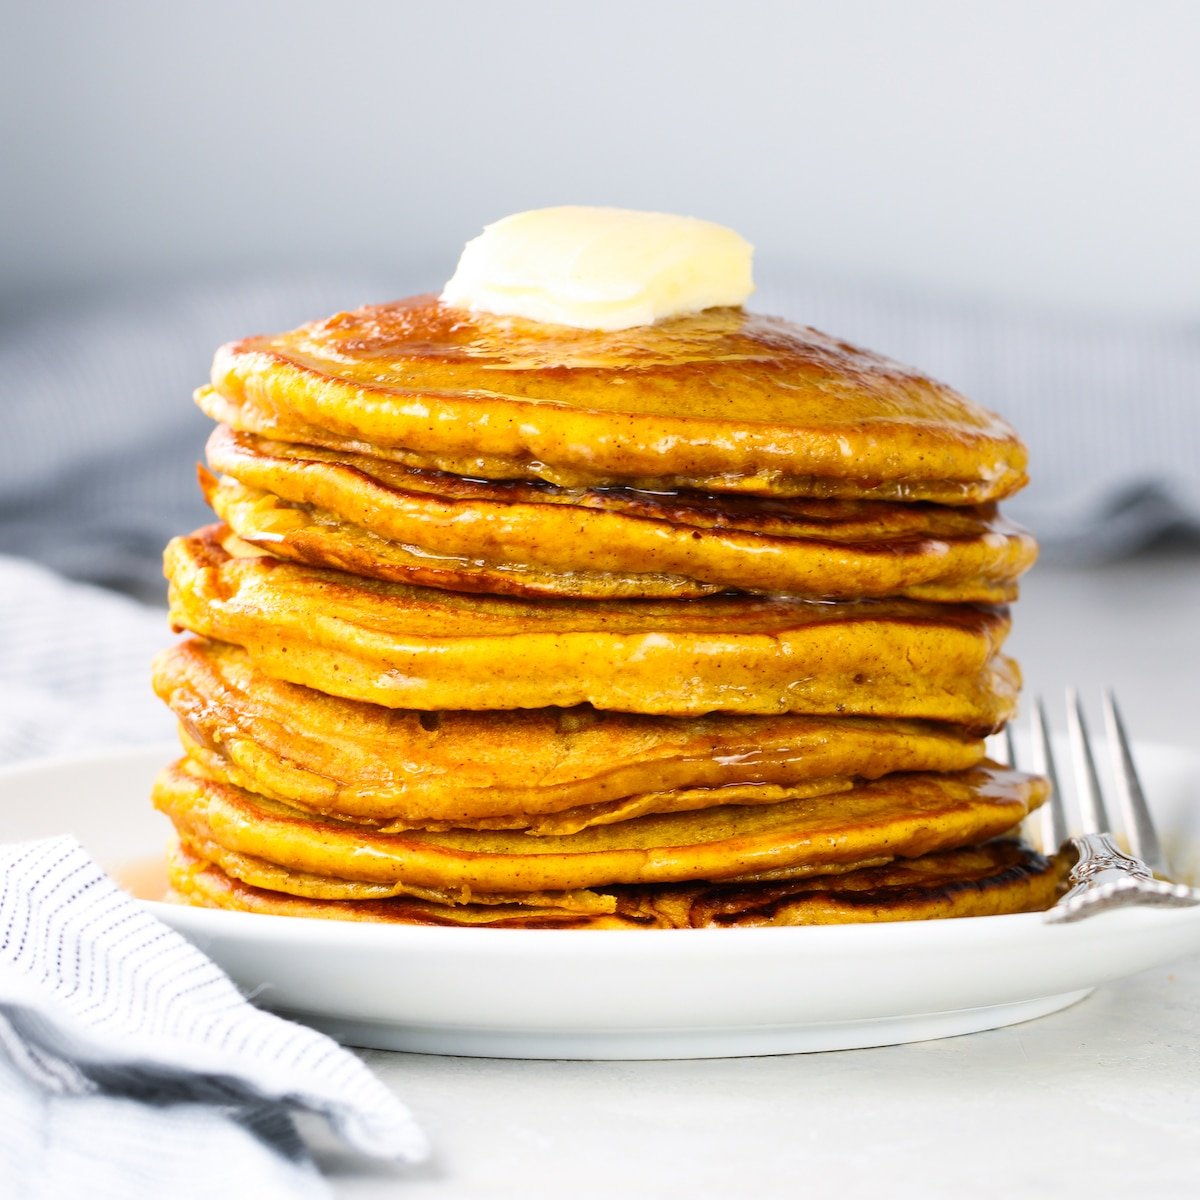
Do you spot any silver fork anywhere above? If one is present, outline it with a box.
[1003,690,1200,924]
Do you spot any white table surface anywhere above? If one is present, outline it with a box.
[304,549,1200,1199]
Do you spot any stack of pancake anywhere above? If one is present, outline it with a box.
[153,296,1057,927]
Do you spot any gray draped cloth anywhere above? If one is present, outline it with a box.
[2,273,1197,601]
[0,836,427,1199]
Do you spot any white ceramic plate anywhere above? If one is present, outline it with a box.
[3,742,1200,1060]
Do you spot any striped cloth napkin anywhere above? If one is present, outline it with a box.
[0,562,428,1194]
[0,837,428,1200]
[0,553,174,765]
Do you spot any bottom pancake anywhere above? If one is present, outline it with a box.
[167,839,1062,928]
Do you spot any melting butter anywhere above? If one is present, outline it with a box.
[440,206,754,331]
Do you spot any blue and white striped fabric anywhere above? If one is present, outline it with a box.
[0,553,174,765]
[0,534,428,1195]
[0,837,428,1200]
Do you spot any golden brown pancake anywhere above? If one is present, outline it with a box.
[166,838,1060,928]
[164,527,1018,727]
[612,840,1062,927]
[180,723,867,835]
[200,296,1027,503]
[204,426,1036,603]
[173,834,619,913]
[166,841,633,927]
[154,638,986,829]
[152,758,1046,894]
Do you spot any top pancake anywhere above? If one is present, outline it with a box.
[169,837,1060,928]
[203,296,1027,503]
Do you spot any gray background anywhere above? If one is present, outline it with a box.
[5,0,1200,317]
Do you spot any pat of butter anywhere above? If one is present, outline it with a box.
[440,206,754,331]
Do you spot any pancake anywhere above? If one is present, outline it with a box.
[164,527,1019,727]
[200,296,1027,504]
[152,757,1046,894]
[166,838,1060,928]
[204,426,1036,603]
[167,840,631,927]
[172,834,619,913]
[181,724,869,835]
[611,839,1062,927]
[153,638,986,829]
[166,841,630,926]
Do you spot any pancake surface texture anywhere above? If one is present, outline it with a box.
[154,639,986,828]
[165,527,1018,726]
[201,296,1027,503]
[204,427,1036,603]
[167,839,1060,928]
[153,757,1046,893]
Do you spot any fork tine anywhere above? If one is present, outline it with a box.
[1066,688,1111,834]
[1030,696,1068,852]
[1000,724,1016,769]
[1103,691,1168,876]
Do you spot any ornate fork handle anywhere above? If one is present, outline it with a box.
[1045,833,1200,924]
